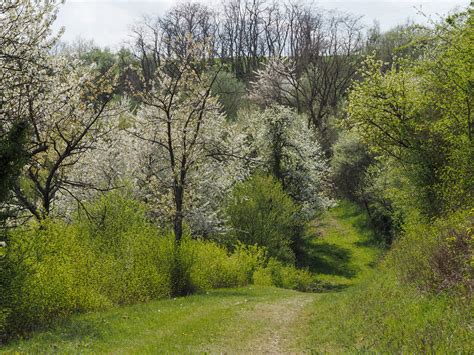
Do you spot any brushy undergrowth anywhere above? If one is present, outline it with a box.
[0,193,172,339]
[0,191,311,342]
[389,209,473,296]
[185,240,266,290]
[226,174,303,264]
[307,207,473,353]
[253,259,315,292]
[307,268,472,353]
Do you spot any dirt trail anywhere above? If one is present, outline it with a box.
[206,202,379,354]
[207,292,316,354]
[243,294,315,354]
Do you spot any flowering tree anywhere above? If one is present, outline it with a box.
[0,0,117,220]
[238,105,333,216]
[130,41,244,241]
[13,60,117,219]
[0,0,61,205]
[250,58,300,109]
[250,8,364,154]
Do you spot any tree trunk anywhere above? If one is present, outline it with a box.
[173,185,184,242]
[362,198,372,219]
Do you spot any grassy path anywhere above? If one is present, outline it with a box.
[302,200,382,287]
[1,287,316,354]
[1,202,381,354]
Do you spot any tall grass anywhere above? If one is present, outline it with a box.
[307,268,472,353]
[307,205,473,353]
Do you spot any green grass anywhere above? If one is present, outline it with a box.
[301,200,383,288]
[0,287,313,354]
[2,200,470,353]
[302,202,473,353]
[304,271,473,353]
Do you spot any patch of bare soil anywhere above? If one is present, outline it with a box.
[208,293,316,354]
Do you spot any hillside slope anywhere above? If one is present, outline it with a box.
[6,202,469,353]
[1,201,380,354]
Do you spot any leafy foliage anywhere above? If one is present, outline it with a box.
[211,71,248,120]
[186,241,266,290]
[0,192,272,340]
[226,174,302,264]
[347,12,473,216]
[253,259,315,292]
[331,131,372,201]
[0,122,29,217]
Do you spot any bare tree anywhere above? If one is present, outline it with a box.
[130,1,218,88]
[160,2,218,61]
[130,0,364,157]
[251,4,364,153]
[130,16,162,90]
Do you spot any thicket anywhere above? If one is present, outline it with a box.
[0,190,315,341]
[226,174,303,264]
[324,10,473,351]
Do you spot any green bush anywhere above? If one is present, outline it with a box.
[74,191,172,303]
[226,174,302,264]
[388,210,473,295]
[0,191,278,340]
[184,239,266,290]
[2,219,108,336]
[0,192,174,339]
[254,258,315,292]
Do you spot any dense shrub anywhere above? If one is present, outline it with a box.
[389,210,473,295]
[357,161,405,244]
[253,258,315,292]
[0,195,176,338]
[226,174,302,264]
[0,192,170,339]
[75,191,173,303]
[1,219,108,336]
[186,241,266,290]
[0,191,275,341]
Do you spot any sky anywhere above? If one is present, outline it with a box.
[53,0,470,49]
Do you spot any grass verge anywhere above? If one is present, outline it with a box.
[0,287,311,354]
